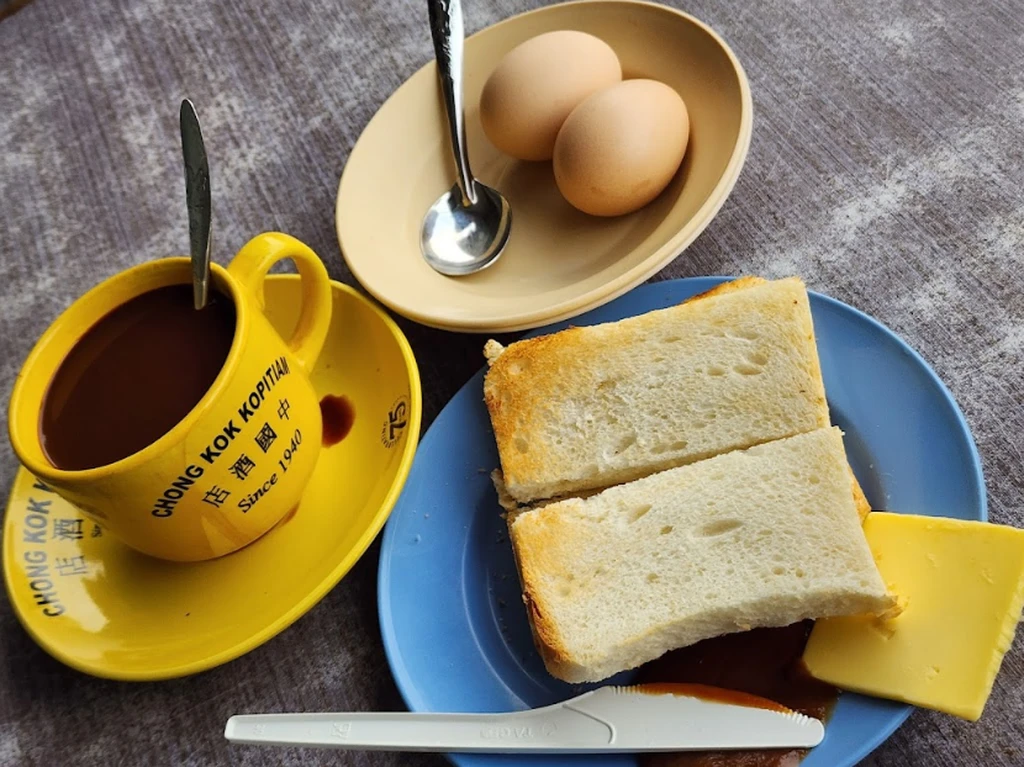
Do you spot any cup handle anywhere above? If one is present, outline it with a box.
[227,232,333,373]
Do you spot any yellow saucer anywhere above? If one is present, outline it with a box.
[2,276,421,680]
[337,0,752,333]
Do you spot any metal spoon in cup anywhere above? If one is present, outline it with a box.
[420,0,511,276]
[180,98,213,309]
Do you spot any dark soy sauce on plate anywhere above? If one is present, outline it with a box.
[636,622,837,767]
[40,283,236,470]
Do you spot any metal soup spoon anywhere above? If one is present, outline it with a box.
[420,0,511,276]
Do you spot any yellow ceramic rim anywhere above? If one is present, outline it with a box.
[336,0,754,333]
[2,276,422,681]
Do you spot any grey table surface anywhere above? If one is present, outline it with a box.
[1,0,1022,764]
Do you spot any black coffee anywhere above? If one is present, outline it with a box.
[40,283,236,470]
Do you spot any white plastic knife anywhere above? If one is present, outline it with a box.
[224,683,825,753]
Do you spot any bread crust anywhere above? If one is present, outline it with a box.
[507,501,585,681]
[679,275,766,304]
[850,468,872,522]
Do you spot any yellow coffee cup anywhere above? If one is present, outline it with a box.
[8,232,332,561]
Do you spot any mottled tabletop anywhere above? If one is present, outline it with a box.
[1,0,1022,765]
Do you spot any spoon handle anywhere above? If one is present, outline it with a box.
[225,704,611,752]
[180,98,212,310]
[428,0,477,206]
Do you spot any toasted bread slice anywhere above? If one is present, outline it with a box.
[507,427,894,683]
[484,277,830,505]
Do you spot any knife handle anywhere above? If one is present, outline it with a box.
[225,703,612,753]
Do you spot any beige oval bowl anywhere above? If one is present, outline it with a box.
[337,0,752,333]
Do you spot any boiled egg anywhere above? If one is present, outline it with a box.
[553,79,690,216]
[479,30,622,162]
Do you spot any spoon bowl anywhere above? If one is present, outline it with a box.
[421,181,511,276]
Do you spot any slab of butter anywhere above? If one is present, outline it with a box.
[803,512,1024,721]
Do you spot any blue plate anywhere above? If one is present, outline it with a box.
[378,277,986,767]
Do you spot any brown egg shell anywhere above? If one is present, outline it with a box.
[553,79,690,217]
[479,30,623,162]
